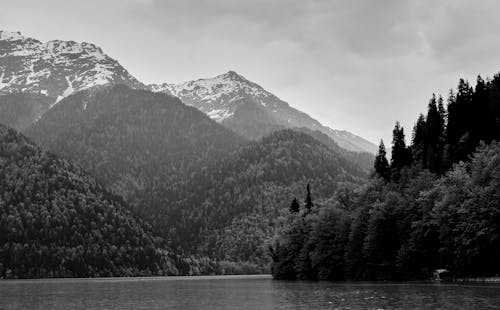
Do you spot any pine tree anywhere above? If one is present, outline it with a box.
[289,198,300,213]
[489,74,500,140]
[438,95,446,120]
[473,75,491,143]
[411,114,426,166]
[374,140,390,181]
[305,183,313,213]
[443,89,457,170]
[424,94,445,173]
[448,79,474,162]
[390,122,411,181]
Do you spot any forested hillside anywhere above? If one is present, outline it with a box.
[0,93,52,131]
[161,130,367,265]
[294,127,374,173]
[271,74,500,280]
[0,124,178,279]
[22,86,368,269]
[25,85,244,205]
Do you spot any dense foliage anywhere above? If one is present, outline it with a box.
[0,124,179,279]
[271,74,500,280]
[25,85,244,202]
[295,127,374,173]
[163,130,366,263]
[272,142,500,281]
[376,74,500,179]
[22,86,368,270]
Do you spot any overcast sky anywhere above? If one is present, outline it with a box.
[2,0,500,145]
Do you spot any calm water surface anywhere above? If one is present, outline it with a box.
[1,275,500,309]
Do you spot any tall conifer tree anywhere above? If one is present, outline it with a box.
[374,140,390,181]
[390,122,411,180]
[305,184,313,213]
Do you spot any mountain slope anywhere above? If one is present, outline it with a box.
[0,124,178,278]
[163,130,367,263]
[0,93,52,131]
[294,127,374,173]
[221,99,285,140]
[23,86,367,266]
[0,30,145,128]
[150,71,377,153]
[25,85,244,204]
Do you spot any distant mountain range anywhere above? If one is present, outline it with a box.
[1,30,375,272]
[0,30,375,153]
[150,71,377,153]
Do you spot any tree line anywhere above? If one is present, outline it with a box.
[270,74,500,280]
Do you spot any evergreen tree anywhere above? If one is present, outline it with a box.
[305,183,313,213]
[411,114,426,166]
[424,94,445,173]
[438,95,446,120]
[390,122,411,180]
[472,75,491,143]
[489,74,500,139]
[289,198,300,213]
[447,79,474,162]
[374,140,390,181]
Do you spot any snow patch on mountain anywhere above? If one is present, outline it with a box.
[149,71,288,122]
[0,31,25,42]
[150,71,377,153]
[0,30,144,104]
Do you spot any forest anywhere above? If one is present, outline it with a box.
[0,124,179,278]
[22,85,371,271]
[0,123,273,278]
[270,74,500,280]
[3,72,498,280]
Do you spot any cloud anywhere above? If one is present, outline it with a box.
[2,0,500,144]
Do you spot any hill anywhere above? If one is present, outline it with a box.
[164,130,367,264]
[24,87,367,266]
[25,85,245,208]
[0,124,178,279]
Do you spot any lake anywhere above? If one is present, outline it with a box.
[1,275,500,309]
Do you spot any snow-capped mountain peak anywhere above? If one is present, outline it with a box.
[0,30,146,131]
[0,31,26,42]
[149,70,284,121]
[149,72,377,153]
[0,30,144,102]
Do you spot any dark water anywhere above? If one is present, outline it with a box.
[1,275,500,309]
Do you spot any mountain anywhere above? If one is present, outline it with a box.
[149,71,377,153]
[0,30,145,129]
[293,127,374,173]
[173,129,367,264]
[0,93,52,131]
[0,30,376,155]
[0,124,178,278]
[24,85,244,208]
[23,85,367,266]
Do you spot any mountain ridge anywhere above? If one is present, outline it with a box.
[0,30,145,125]
[149,71,377,153]
[0,30,375,153]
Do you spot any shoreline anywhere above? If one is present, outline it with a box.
[454,277,500,283]
[0,274,272,283]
